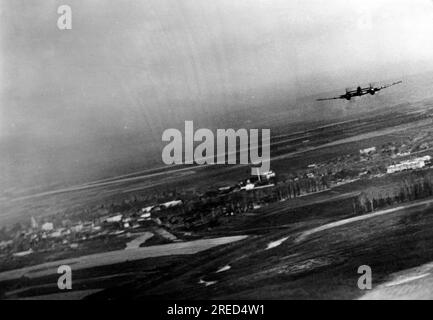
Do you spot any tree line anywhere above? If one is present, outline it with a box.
[353,171,433,215]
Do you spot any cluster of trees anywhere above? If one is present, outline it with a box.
[352,171,433,214]
[158,176,331,230]
[277,176,330,198]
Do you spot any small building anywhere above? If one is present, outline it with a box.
[260,170,276,180]
[218,186,232,193]
[71,224,83,233]
[140,206,154,213]
[360,147,376,155]
[395,152,411,157]
[104,214,123,223]
[49,230,62,238]
[13,249,33,257]
[240,183,255,191]
[140,212,151,220]
[251,169,276,181]
[161,200,183,209]
[387,155,432,174]
[41,222,54,231]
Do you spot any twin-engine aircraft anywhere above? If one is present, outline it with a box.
[317,80,402,101]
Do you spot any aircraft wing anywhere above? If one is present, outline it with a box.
[379,80,402,90]
[316,95,344,101]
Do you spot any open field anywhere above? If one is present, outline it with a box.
[87,198,433,300]
[4,196,433,300]
[0,236,247,283]
[3,98,433,299]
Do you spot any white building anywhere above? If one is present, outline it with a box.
[49,230,62,238]
[140,212,151,220]
[41,222,54,231]
[161,200,182,208]
[105,214,123,223]
[252,169,276,181]
[140,206,154,213]
[387,155,432,174]
[240,183,255,191]
[360,147,376,155]
[71,224,83,233]
[260,170,276,180]
[13,249,33,257]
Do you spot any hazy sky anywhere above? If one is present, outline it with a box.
[2,0,433,189]
[2,0,433,139]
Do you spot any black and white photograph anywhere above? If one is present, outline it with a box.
[2,0,433,304]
